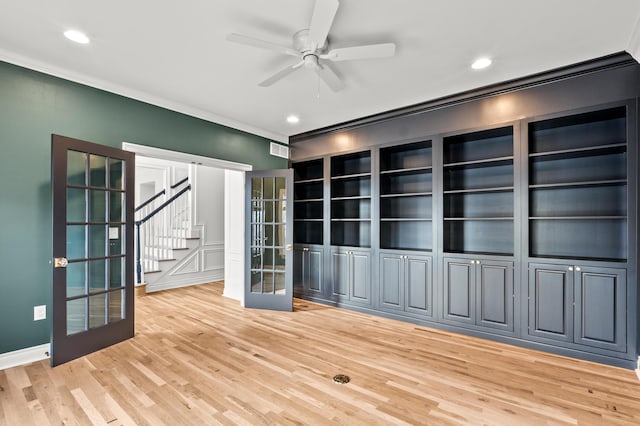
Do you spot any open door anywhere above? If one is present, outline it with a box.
[245,169,293,311]
[52,135,135,366]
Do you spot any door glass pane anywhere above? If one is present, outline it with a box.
[67,188,87,222]
[251,248,262,269]
[264,201,274,222]
[89,225,107,258]
[109,191,123,222]
[264,225,274,247]
[251,271,262,293]
[108,289,124,322]
[275,177,286,201]
[89,155,107,188]
[66,261,87,297]
[252,178,262,199]
[90,190,107,222]
[67,151,87,186]
[109,226,124,255]
[67,225,86,260]
[274,223,285,247]
[67,298,87,335]
[109,158,124,190]
[274,249,286,271]
[264,177,275,199]
[251,201,262,224]
[251,224,261,246]
[89,293,107,328]
[264,248,274,270]
[89,259,106,293]
[263,271,274,293]
[276,200,286,223]
[274,272,285,294]
[109,257,123,289]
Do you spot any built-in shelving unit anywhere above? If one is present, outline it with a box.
[528,106,627,261]
[331,151,371,247]
[443,127,514,256]
[293,158,324,245]
[379,141,433,251]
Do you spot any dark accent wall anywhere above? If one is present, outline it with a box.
[0,60,286,355]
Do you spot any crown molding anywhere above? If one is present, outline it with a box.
[627,15,640,63]
[0,48,288,143]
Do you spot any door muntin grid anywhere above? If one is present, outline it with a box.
[66,150,126,335]
[250,177,287,295]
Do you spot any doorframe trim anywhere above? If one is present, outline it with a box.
[122,142,252,172]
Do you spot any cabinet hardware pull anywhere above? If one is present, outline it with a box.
[568,266,574,271]
[575,266,581,271]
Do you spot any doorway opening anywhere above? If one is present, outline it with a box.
[122,142,251,305]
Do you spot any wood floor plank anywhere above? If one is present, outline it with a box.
[2,281,640,425]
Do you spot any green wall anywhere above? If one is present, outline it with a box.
[0,60,287,355]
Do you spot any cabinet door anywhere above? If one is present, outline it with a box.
[528,263,573,343]
[477,260,513,331]
[406,255,432,317]
[331,249,349,300]
[351,250,371,304]
[443,258,475,325]
[380,253,403,311]
[307,248,323,295]
[293,247,305,295]
[574,267,626,352]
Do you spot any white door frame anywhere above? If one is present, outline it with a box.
[122,142,251,303]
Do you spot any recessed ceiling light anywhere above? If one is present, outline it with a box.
[471,57,492,70]
[286,115,300,124]
[64,30,90,44]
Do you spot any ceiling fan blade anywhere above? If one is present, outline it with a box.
[313,62,345,92]
[259,61,305,87]
[321,43,396,62]
[226,33,299,57]
[308,0,339,49]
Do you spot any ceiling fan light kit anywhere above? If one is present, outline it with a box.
[226,0,396,92]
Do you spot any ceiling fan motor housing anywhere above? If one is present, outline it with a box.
[293,29,328,55]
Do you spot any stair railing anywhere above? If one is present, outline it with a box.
[135,181,192,284]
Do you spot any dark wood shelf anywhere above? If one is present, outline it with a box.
[294,198,323,203]
[381,218,432,222]
[529,179,626,189]
[444,217,514,221]
[294,218,324,222]
[528,142,626,159]
[529,216,626,220]
[380,166,433,175]
[444,186,514,195]
[443,156,513,169]
[294,177,324,184]
[331,195,371,201]
[331,172,371,180]
[380,191,433,198]
[331,218,371,222]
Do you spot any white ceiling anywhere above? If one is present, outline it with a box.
[1,0,639,143]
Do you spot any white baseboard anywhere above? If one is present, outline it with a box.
[0,343,50,371]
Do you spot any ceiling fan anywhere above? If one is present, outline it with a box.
[226,0,396,92]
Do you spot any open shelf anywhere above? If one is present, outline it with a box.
[380,220,432,251]
[331,151,371,247]
[380,140,432,171]
[293,158,324,245]
[379,141,433,252]
[528,106,626,154]
[528,105,628,261]
[381,169,432,195]
[443,219,514,256]
[443,126,514,255]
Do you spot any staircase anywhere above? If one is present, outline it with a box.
[135,179,198,291]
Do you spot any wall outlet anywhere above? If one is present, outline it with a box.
[33,305,46,321]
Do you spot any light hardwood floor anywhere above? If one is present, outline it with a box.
[2,281,640,425]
